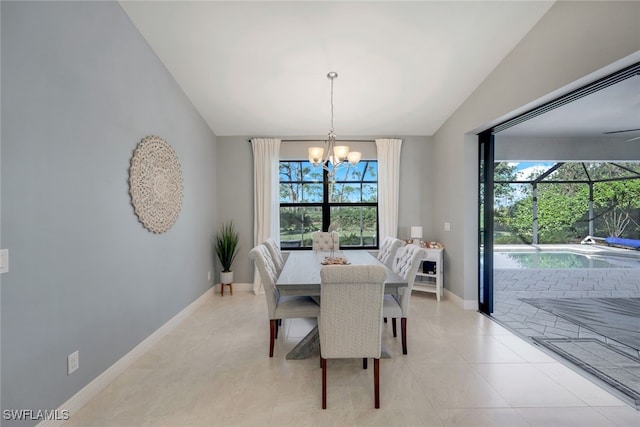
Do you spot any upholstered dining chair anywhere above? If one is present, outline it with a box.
[319,264,387,409]
[377,237,405,269]
[249,244,320,357]
[311,231,340,252]
[263,238,285,276]
[382,244,427,355]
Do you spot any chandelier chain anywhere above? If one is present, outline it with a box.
[329,74,335,135]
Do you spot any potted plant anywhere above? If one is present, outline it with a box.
[215,221,239,287]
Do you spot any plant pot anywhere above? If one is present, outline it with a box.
[220,271,233,284]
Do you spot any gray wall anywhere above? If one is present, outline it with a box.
[431,0,640,306]
[1,1,217,424]
[215,137,254,284]
[0,0,3,418]
[397,136,433,240]
[216,135,432,284]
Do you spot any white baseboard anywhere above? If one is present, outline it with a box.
[38,288,215,427]
[444,288,478,310]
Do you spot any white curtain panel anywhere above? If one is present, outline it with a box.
[375,138,402,242]
[251,138,281,295]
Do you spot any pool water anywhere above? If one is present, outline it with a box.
[493,251,640,269]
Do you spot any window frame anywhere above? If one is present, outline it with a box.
[279,160,379,250]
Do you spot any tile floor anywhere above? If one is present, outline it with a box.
[492,266,640,407]
[64,290,640,426]
[493,268,640,355]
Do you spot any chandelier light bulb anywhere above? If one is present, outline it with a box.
[347,151,362,165]
[308,147,324,166]
[333,146,349,163]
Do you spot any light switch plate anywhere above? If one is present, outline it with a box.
[0,249,8,274]
[68,351,79,375]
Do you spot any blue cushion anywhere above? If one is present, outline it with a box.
[605,237,640,249]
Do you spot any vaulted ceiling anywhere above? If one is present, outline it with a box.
[119,1,555,137]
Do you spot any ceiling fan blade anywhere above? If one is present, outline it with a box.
[604,128,640,135]
[625,136,640,142]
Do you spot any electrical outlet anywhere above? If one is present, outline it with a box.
[68,351,79,375]
[444,222,451,232]
[208,271,211,281]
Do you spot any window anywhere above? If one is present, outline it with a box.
[279,160,378,249]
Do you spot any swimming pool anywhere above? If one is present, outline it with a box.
[493,250,640,269]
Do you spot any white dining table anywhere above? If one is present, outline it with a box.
[275,250,408,360]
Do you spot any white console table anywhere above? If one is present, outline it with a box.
[413,247,444,301]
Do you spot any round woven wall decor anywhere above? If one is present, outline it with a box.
[129,135,183,233]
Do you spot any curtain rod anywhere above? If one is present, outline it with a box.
[248,139,375,143]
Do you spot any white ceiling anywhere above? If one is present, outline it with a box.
[119,0,555,137]
[498,73,640,138]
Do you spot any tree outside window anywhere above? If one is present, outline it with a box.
[279,160,378,249]
[494,161,640,244]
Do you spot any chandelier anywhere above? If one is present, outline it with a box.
[308,72,361,177]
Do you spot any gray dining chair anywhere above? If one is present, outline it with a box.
[312,231,340,252]
[249,244,320,357]
[382,244,427,354]
[263,237,285,276]
[319,264,387,409]
[377,236,405,269]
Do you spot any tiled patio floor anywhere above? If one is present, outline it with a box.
[492,268,640,358]
[491,265,640,408]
